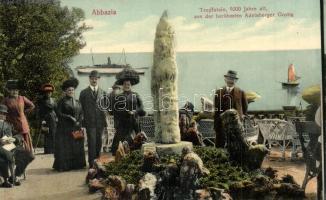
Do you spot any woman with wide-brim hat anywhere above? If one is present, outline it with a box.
[37,83,57,154]
[53,78,86,171]
[111,68,146,155]
[2,80,35,153]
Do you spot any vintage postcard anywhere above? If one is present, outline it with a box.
[0,0,323,199]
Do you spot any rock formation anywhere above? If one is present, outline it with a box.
[221,109,268,170]
[152,10,180,144]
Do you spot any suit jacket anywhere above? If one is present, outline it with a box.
[213,86,247,147]
[214,86,247,117]
[0,120,12,139]
[79,86,107,128]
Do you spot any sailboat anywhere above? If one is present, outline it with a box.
[281,64,300,87]
[281,64,300,111]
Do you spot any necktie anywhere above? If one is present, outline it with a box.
[92,87,97,97]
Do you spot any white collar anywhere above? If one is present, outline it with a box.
[90,85,98,91]
[226,86,234,91]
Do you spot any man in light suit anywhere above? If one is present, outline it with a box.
[79,70,107,167]
[214,70,248,148]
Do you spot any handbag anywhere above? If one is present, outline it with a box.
[40,121,49,134]
[71,129,85,140]
[41,126,49,133]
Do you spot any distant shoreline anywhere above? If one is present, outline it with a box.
[79,48,321,54]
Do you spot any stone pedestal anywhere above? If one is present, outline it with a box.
[141,141,193,156]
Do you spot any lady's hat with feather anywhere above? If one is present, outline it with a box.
[116,68,140,85]
[61,77,79,91]
[40,83,55,92]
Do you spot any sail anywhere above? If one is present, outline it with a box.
[288,64,297,82]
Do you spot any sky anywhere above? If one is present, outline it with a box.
[61,0,322,53]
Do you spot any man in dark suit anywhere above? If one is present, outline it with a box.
[79,70,107,167]
[214,70,248,148]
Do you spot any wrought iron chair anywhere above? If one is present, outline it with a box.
[197,119,215,146]
[256,119,293,159]
[104,115,116,149]
[294,121,321,191]
[243,115,259,144]
[139,116,156,140]
[286,116,306,159]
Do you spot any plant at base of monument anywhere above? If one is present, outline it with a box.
[102,147,304,199]
[194,147,250,190]
[104,150,145,185]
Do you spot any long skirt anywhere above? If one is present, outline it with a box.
[53,123,86,171]
[44,115,57,154]
[111,117,140,155]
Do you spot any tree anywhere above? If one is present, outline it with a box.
[0,0,90,100]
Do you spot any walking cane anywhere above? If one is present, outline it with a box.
[33,127,42,154]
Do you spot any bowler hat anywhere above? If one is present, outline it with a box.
[41,83,55,92]
[224,70,239,80]
[0,104,8,114]
[5,80,20,90]
[89,70,101,78]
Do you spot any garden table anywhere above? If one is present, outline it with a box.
[256,119,294,159]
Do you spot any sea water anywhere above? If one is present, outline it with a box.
[70,49,322,112]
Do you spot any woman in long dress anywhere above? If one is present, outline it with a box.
[53,78,86,171]
[111,69,146,155]
[37,83,57,154]
[2,80,35,153]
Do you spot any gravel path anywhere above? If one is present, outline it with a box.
[0,150,101,200]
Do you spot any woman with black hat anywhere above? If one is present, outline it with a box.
[111,69,146,155]
[53,78,86,171]
[2,80,35,153]
[36,83,57,154]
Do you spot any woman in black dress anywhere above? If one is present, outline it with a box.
[111,69,146,155]
[37,84,57,154]
[53,78,86,171]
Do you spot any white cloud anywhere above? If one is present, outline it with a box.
[173,18,320,52]
[82,19,109,29]
[254,17,276,28]
[171,16,203,31]
[81,16,158,53]
[80,15,321,53]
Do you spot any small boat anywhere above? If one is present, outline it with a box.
[281,64,300,87]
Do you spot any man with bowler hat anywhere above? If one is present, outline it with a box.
[0,104,15,187]
[79,70,107,167]
[214,70,248,148]
[0,104,31,187]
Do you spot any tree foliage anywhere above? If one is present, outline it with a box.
[0,0,90,100]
